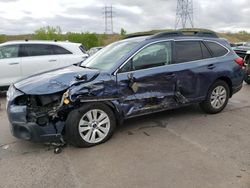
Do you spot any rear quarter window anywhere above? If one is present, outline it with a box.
[52,45,72,55]
[205,41,228,57]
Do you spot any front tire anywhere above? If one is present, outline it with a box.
[200,80,230,114]
[65,103,116,147]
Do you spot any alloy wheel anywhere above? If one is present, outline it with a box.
[78,109,110,144]
[210,86,227,109]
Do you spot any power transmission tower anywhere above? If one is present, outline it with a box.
[104,5,114,34]
[175,0,194,29]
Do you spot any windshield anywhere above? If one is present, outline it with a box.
[82,40,139,71]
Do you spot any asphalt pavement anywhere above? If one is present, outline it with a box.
[0,84,250,188]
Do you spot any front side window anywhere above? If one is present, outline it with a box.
[20,44,53,57]
[0,45,19,59]
[175,41,203,63]
[119,41,172,72]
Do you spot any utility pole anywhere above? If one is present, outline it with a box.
[175,0,194,29]
[104,5,114,34]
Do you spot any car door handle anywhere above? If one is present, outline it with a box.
[49,59,57,62]
[8,62,19,65]
[207,64,216,69]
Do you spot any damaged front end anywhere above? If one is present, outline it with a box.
[6,65,103,142]
[27,90,71,124]
[7,85,71,143]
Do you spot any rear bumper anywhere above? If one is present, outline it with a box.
[232,84,243,95]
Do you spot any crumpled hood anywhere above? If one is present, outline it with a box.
[14,65,100,95]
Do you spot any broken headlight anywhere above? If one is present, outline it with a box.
[6,85,24,102]
[62,90,71,105]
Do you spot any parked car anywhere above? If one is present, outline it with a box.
[88,46,103,56]
[233,42,250,84]
[0,40,88,89]
[7,31,245,147]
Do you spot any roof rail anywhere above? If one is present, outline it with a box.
[149,30,219,39]
[125,33,152,39]
[149,32,183,39]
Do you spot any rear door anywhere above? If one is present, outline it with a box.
[0,44,22,86]
[172,40,214,100]
[20,44,60,77]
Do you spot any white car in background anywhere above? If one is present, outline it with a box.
[0,40,89,89]
[87,46,103,56]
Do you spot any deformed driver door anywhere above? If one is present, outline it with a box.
[116,41,179,118]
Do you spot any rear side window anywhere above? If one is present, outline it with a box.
[0,45,19,59]
[175,41,203,63]
[201,42,212,59]
[20,44,53,57]
[52,45,72,55]
[205,41,228,57]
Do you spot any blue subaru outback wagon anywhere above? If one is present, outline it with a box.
[7,31,245,147]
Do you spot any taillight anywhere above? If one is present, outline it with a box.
[234,57,245,67]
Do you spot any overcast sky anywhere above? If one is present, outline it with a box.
[0,0,250,34]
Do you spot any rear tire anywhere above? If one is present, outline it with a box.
[200,80,230,114]
[65,103,116,148]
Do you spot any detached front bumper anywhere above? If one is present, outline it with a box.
[7,103,64,143]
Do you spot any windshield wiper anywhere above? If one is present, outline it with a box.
[80,65,99,70]
[80,65,91,69]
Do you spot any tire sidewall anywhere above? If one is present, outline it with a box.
[65,103,116,147]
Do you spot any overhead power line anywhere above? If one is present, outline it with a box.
[175,0,194,29]
[103,5,114,34]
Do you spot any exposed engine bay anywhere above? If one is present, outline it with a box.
[14,91,67,126]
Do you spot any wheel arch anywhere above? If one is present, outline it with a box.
[102,101,124,125]
[70,100,123,126]
[215,76,233,97]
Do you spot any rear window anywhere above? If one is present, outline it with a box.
[52,45,72,55]
[175,41,203,63]
[205,41,228,57]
